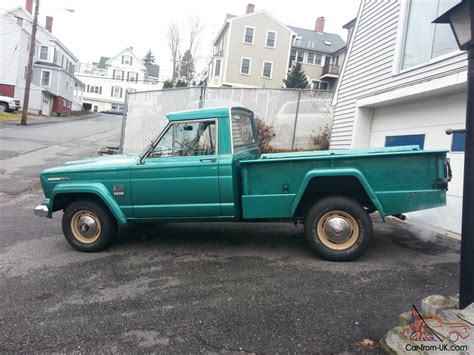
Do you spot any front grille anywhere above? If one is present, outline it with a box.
[14,100,20,105]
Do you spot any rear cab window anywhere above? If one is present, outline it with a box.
[231,109,257,151]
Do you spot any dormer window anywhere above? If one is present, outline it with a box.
[122,55,133,65]
[294,36,302,46]
[16,17,23,27]
[324,40,332,46]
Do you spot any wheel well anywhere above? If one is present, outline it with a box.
[294,176,375,218]
[52,192,107,212]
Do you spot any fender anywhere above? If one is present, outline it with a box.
[289,168,386,220]
[50,182,128,225]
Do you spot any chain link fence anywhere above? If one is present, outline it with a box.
[121,87,334,154]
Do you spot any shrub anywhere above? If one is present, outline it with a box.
[255,118,275,152]
[311,125,331,150]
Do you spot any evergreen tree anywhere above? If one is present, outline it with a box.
[143,49,156,64]
[283,62,309,88]
[179,49,195,84]
[163,80,174,89]
[175,80,188,87]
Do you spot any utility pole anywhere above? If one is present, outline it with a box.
[21,0,39,126]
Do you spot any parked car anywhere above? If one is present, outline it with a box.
[0,95,21,112]
[34,107,450,261]
[100,108,124,115]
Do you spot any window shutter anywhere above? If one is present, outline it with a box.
[111,87,114,96]
[113,69,116,79]
[120,88,123,98]
[121,56,124,64]
[99,87,102,94]
[127,72,130,81]
[130,56,133,65]
[87,84,89,92]
[121,71,124,80]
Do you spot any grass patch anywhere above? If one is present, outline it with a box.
[0,111,20,122]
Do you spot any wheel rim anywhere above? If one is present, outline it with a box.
[70,210,101,244]
[316,210,359,250]
[0,105,5,112]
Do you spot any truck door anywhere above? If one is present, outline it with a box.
[131,119,220,218]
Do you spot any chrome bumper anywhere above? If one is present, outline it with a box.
[34,205,49,217]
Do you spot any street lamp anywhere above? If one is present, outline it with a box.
[434,0,474,309]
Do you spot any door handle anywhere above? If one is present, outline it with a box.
[200,158,217,163]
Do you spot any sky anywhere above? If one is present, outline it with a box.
[1,0,360,80]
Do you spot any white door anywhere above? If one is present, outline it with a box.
[41,95,51,115]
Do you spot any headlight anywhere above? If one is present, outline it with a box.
[9,100,16,105]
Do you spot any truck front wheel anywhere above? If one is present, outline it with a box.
[304,196,373,261]
[62,199,117,252]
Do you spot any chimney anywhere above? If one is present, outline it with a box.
[25,0,33,14]
[315,16,325,32]
[45,16,53,32]
[246,3,255,14]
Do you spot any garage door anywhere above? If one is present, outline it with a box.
[368,91,466,234]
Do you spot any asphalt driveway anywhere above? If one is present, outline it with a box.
[0,115,461,352]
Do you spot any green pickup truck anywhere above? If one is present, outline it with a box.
[34,107,450,261]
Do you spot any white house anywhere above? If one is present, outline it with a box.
[330,0,466,234]
[0,1,84,115]
[75,47,160,112]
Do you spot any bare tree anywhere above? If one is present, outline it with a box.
[188,15,204,55]
[166,22,181,82]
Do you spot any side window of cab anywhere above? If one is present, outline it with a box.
[149,120,217,158]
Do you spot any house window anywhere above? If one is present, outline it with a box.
[61,55,64,68]
[40,46,48,60]
[244,26,254,44]
[266,31,276,48]
[307,52,315,64]
[41,70,51,86]
[16,17,23,26]
[111,86,123,98]
[452,132,466,152]
[113,69,124,80]
[214,59,221,77]
[385,134,425,149]
[314,53,322,65]
[24,65,28,79]
[290,49,296,62]
[122,55,133,65]
[240,58,251,75]
[127,72,138,82]
[401,0,459,70]
[296,51,304,62]
[294,36,302,46]
[262,62,272,79]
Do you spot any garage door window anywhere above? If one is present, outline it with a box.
[451,132,465,152]
[385,134,425,149]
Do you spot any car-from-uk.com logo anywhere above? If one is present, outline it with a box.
[402,305,470,352]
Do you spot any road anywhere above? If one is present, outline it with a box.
[0,115,461,352]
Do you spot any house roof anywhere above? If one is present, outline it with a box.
[34,61,62,68]
[145,63,159,78]
[289,26,346,54]
[98,56,110,69]
[97,55,159,78]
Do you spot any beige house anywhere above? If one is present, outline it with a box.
[208,4,294,88]
[209,5,347,91]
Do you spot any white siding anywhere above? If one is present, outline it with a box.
[0,16,22,85]
[330,0,468,149]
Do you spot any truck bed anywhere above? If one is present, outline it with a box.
[240,146,448,220]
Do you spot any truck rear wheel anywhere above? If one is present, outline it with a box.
[304,196,373,261]
[62,199,117,252]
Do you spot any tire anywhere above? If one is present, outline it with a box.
[0,103,7,112]
[304,196,373,261]
[62,199,117,252]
